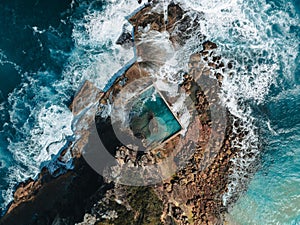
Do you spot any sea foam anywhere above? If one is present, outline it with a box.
[175,0,299,205]
[1,0,140,210]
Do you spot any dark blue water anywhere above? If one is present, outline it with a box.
[0,0,73,213]
[0,0,140,215]
[0,0,73,99]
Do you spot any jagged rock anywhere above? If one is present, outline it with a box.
[203,41,218,51]
[70,80,103,116]
[116,31,133,48]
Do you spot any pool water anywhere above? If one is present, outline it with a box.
[128,86,181,148]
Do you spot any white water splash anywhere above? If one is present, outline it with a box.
[1,0,141,210]
[175,0,298,205]
[59,0,140,90]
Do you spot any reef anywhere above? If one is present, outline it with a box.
[0,2,241,225]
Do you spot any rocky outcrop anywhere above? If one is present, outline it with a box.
[0,81,105,225]
[1,2,240,225]
[0,158,106,225]
[83,3,236,225]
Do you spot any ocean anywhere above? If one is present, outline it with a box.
[0,0,299,224]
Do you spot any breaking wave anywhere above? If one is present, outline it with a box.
[175,0,299,205]
[0,0,140,212]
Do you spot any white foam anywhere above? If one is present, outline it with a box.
[62,0,140,91]
[137,30,175,67]
[0,50,22,74]
[0,102,4,111]
[155,79,179,97]
[33,105,73,162]
[1,0,143,209]
[32,26,45,34]
[3,90,74,206]
[172,0,299,206]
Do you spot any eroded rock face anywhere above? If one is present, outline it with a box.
[70,81,103,158]
[1,158,106,225]
[6,178,41,214]
[116,31,133,48]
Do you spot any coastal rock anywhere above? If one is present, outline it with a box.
[70,80,103,116]
[91,3,232,224]
[75,214,97,225]
[70,80,103,158]
[7,178,41,213]
[1,157,106,225]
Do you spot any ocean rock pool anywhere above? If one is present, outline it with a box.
[128,86,182,149]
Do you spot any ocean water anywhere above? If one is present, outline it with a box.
[0,0,140,214]
[0,0,75,214]
[229,87,300,224]
[0,0,299,224]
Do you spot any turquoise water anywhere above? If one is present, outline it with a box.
[229,84,300,224]
[129,87,181,147]
[227,0,300,222]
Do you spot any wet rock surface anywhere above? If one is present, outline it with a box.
[0,158,106,225]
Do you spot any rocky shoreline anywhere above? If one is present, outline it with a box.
[1,2,242,225]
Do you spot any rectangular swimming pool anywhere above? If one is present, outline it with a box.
[128,86,182,148]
